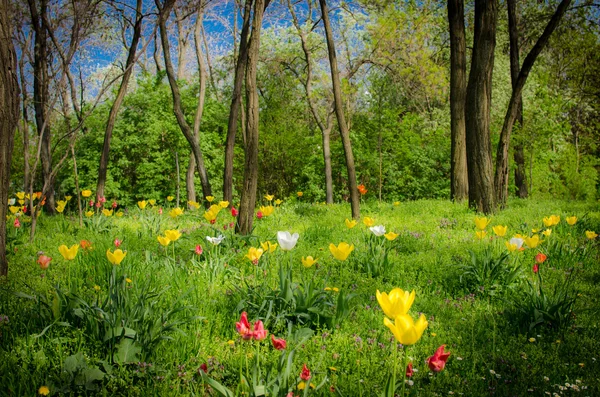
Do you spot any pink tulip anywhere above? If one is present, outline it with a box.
[271,334,286,350]
[427,345,451,372]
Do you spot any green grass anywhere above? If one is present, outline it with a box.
[1,198,599,396]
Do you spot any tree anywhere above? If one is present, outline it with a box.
[494,0,572,206]
[465,0,497,214]
[448,0,468,202]
[319,0,360,219]
[96,0,145,200]
[0,0,20,277]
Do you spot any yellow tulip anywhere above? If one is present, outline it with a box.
[542,229,552,237]
[264,194,274,201]
[56,204,66,213]
[492,225,507,237]
[542,217,554,227]
[393,201,400,206]
[274,199,283,206]
[9,206,20,214]
[345,219,357,229]
[169,207,184,218]
[157,235,171,246]
[324,287,339,292]
[148,199,156,206]
[384,231,399,241]
[329,242,354,261]
[260,241,277,253]
[383,313,428,345]
[164,229,181,242]
[524,234,540,248]
[302,256,318,268]
[18,199,24,205]
[551,215,560,226]
[188,201,200,209]
[585,230,598,239]
[219,201,230,209]
[106,249,126,265]
[474,216,491,230]
[138,200,147,209]
[85,210,94,217]
[245,247,264,263]
[58,244,79,260]
[566,216,577,226]
[376,288,415,318]
[475,231,487,240]
[203,210,217,223]
[167,195,174,202]
[81,190,92,198]
[65,195,72,201]
[102,209,113,217]
[297,192,303,197]
[205,196,215,202]
[260,205,275,217]
[116,211,124,217]
[16,192,25,200]
[505,241,518,252]
[363,217,375,227]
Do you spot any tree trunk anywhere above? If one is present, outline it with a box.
[237,0,267,235]
[71,146,83,226]
[0,0,20,277]
[319,0,360,219]
[156,0,212,203]
[494,0,571,205]
[465,0,497,214]
[223,0,252,205]
[17,31,31,191]
[96,0,143,200]
[448,0,468,202]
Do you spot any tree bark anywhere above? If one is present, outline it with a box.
[96,0,143,200]
[465,0,497,214]
[0,0,20,277]
[319,0,360,219]
[448,0,468,202]
[237,0,267,235]
[223,0,253,205]
[156,0,212,203]
[494,0,571,205]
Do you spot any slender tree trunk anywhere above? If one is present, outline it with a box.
[156,0,212,204]
[237,0,266,235]
[17,32,31,192]
[319,0,360,219]
[465,0,497,214]
[224,0,252,205]
[96,0,143,200]
[71,146,83,226]
[448,0,468,202]
[494,0,571,205]
[0,0,20,277]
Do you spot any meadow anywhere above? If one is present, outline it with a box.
[1,196,599,396]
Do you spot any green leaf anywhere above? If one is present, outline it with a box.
[114,338,141,364]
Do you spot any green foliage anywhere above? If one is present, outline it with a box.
[459,248,523,297]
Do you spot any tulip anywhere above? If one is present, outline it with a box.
[205,196,215,203]
[427,345,451,372]
[533,264,539,274]
[300,364,311,380]
[370,225,386,236]
[231,207,238,217]
[203,209,218,223]
[357,184,367,195]
[95,202,102,208]
[148,199,156,206]
[85,210,94,217]
[8,198,15,206]
[106,249,126,265]
[551,215,560,225]
[37,255,52,270]
[252,320,267,340]
[474,216,491,230]
[188,201,200,210]
[236,312,252,339]
[256,211,263,219]
[195,245,203,255]
[393,201,400,206]
[112,201,117,209]
[65,195,72,201]
[363,217,375,227]
[475,231,487,240]
[543,217,554,227]
[492,225,507,237]
[260,205,275,217]
[116,211,124,217]
[505,241,518,252]
[112,239,122,248]
[260,241,277,253]
[219,201,229,209]
[277,231,299,251]
[81,190,92,198]
[89,200,95,207]
[264,194,274,201]
[384,313,428,345]
[13,218,21,228]
[80,240,92,250]
[38,386,50,396]
[384,231,399,241]
[524,235,540,248]
[566,216,577,226]
[542,229,552,237]
[102,209,113,217]
[301,256,317,268]
[585,230,598,239]
[206,235,226,245]
[167,195,174,201]
[274,199,283,206]
[9,205,20,214]
[165,229,181,242]
[329,242,354,261]
[157,236,171,247]
[406,362,414,377]
[376,288,415,318]
[297,192,303,197]
[271,334,286,350]
[509,237,524,250]
[169,207,184,218]
[158,207,163,215]
[16,192,25,200]
[138,200,147,209]
[345,218,357,228]
[245,247,264,264]
[58,244,79,260]
[18,199,24,205]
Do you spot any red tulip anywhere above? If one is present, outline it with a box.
[112,201,118,209]
[427,345,451,372]
[13,218,20,228]
[256,211,263,220]
[231,207,238,217]
[114,238,122,247]
[37,255,52,270]
[89,200,94,207]
[236,312,252,340]
[535,253,547,264]
[533,264,539,274]
[300,364,311,380]
[271,334,286,350]
[195,245,203,255]
[253,320,267,341]
[199,363,208,373]
[406,362,414,377]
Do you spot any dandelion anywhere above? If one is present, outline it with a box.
[38,386,50,396]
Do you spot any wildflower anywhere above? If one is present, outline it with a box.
[297,192,303,197]
[566,216,577,226]
[427,345,451,372]
[535,253,547,264]
[126,278,132,284]
[492,225,507,237]
[58,244,79,260]
[264,194,274,201]
[475,231,487,240]
[157,236,171,247]
[329,242,354,261]
[38,386,50,396]
[474,216,491,230]
[384,313,428,345]
[81,190,92,198]
[271,334,287,350]
[302,256,317,268]
[384,231,399,241]
[195,245,203,255]
[363,217,375,227]
[369,225,386,236]
[300,364,311,380]
[205,196,215,203]
[345,218,357,228]
[206,235,225,245]
[376,288,415,318]
[585,231,598,239]
[358,184,367,195]
[37,255,52,270]
[106,249,127,265]
[231,207,238,217]
[394,201,400,206]
[524,235,540,248]
[277,231,299,251]
[164,229,182,242]
[93,285,101,292]
[260,241,277,253]
[245,247,264,265]
[137,200,147,209]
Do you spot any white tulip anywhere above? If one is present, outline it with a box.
[369,225,386,237]
[277,231,299,251]
[206,235,226,245]
[8,198,15,205]
[509,237,524,249]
